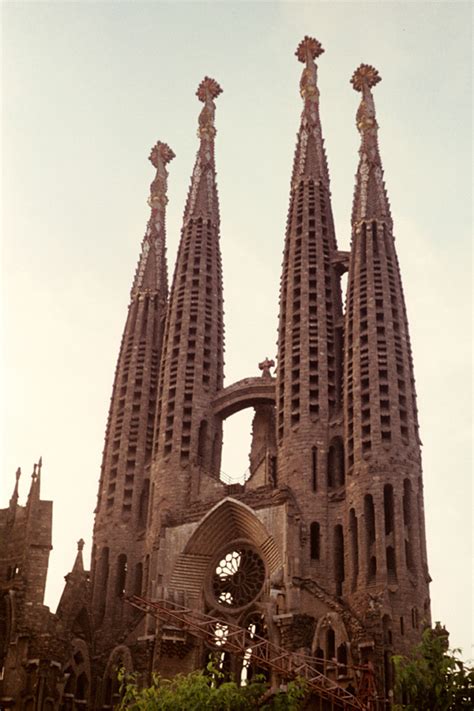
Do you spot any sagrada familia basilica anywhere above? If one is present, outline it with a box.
[0,37,431,709]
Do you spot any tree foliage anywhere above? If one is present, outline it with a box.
[116,661,307,710]
[393,624,474,710]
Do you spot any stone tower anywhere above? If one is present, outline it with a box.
[342,64,431,683]
[90,140,174,646]
[0,38,431,710]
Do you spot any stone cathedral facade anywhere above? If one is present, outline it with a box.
[0,38,431,709]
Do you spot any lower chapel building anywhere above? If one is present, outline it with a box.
[1,38,432,709]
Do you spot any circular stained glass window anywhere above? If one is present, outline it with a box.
[210,545,266,611]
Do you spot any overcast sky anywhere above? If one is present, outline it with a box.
[1,1,472,660]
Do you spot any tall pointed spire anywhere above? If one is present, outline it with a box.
[151,77,224,515]
[343,66,427,606]
[277,37,343,449]
[290,36,331,189]
[91,141,174,629]
[344,65,420,472]
[183,76,222,225]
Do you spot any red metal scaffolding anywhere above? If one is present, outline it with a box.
[126,595,380,710]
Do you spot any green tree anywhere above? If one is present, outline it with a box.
[117,661,307,710]
[393,624,474,710]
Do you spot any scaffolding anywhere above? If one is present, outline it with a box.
[126,595,381,710]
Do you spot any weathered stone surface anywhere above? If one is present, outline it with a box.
[0,40,430,710]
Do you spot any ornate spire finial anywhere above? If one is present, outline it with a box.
[295,36,324,102]
[196,76,222,103]
[77,538,85,552]
[351,64,381,136]
[352,64,381,135]
[351,63,381,93]
[196,77,222,139]
[295,36,324,64]
[149,141,175,170]
[147,141,175,211]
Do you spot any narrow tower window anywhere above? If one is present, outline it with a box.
[96,547,109,621]
[349,508,359,590]
[386,545,397,581]
[310,522,320,560]
[134,562,143,596]
[365,494,377,582]
[138,479,150,528]
[327,437,345,488]
[384,484,394,535]
[334,524,345,596]
[115,554,127,597]
[311,447,317,491]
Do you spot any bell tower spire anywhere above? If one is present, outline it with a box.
[151,77,225,523]
[276,36,344,473]
[343,65,430,662]
[91,141,174,630]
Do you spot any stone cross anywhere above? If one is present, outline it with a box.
[258,357,275,378]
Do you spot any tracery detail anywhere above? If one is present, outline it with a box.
[211,546,265,610]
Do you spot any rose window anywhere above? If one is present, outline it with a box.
[211,546,265,610]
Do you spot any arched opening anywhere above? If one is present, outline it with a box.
[103,646,132,708]
[175,498,282,602]
[212,379,276,486]
[221,409,254,484]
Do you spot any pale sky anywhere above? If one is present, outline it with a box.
[1,1,472,660]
